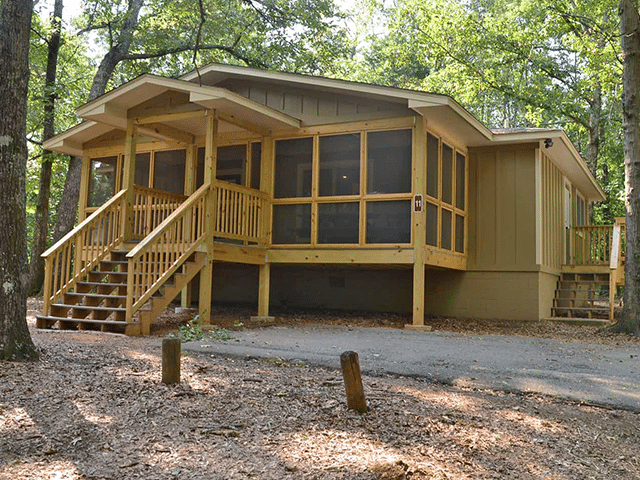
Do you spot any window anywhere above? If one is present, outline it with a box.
[135,153,150,187]
[272,204,311,244]
[576,193,586,226]
[318,203,359,244]
[250,142,262,190]
[367,129,412,194]
[272,129,414,246]
[319,134,360,196]
[274,137,313,198]
[153,149,186,194]
[366,200,411,244]
[88,156,118,207]
[424,132,467,254]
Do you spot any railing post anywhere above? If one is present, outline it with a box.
[126,256,135,323]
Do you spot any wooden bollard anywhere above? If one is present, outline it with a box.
[162,337,181,384]
[340,351,368,413]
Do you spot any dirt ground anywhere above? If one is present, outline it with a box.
[1,300,639,479]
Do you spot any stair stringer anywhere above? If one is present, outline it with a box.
[137,252,207,335]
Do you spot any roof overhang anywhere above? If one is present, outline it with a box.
[77,74,302,134]
[42,121,114,156]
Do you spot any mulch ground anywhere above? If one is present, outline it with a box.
[0,299,639,479]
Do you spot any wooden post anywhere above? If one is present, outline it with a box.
[181,144,197,309]
[340,351,368,414]
[121,118,137,241]
[199,110,217,325]
[162,337,181,384]
[408,116,429,330]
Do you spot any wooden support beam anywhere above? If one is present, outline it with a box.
[181,145,198,308]
[219,112,271,137]
[138,123,195,145]
[135,109,206,125]
[198,110,218,325]
[411,116,427,327]
[257,263,271,316]
[121,119,137,241]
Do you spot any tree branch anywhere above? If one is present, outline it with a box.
[121,43,269,68]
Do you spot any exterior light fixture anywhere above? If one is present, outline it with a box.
[544,138,554,148]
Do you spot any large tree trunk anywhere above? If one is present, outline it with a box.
[613,0,640,335]
[52,0,145,242]
[0,0,38,360]
[27,0,63,293]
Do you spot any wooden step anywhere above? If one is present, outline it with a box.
[35,315,140,335]
[51,303,126,313]
[64,293,127,301]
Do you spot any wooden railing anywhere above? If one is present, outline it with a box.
[42,190,127,314]
[213,180,267,244]
[572,225,615,265]
[125,184,210,321]
[132,185,187,238]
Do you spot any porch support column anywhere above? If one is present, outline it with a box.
[121,118,137,242]
[406,116,430,331]
[181,144,198,309]
[198,110,217,325]
[252,136,275,324]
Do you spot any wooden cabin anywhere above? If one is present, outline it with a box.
[38,64,621,335]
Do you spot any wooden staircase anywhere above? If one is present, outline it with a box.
[36,249,205,335]
[551,272,614,320]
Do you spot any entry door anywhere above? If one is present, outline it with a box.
[565,185,572,264]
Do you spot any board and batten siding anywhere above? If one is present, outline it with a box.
[540,152,564,271]
[468,146,537,270]
[217,80,411,125]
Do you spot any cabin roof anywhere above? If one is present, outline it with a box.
[43,64,605,201]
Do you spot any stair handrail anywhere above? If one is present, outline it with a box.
[609,225,623,321]
[42,189,128,314]
[125,183,211,322]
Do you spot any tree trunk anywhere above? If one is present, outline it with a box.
[27,0,63,293]
[53,0,145,242]
[0,0,39,360]
[613,0,640,335]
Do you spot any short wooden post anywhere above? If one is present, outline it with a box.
[162,337,181,384]
[340,351,368,413]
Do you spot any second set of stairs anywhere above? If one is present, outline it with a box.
[36,248,205,335]
[551,272,614,321]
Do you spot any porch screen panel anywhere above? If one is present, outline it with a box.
[196,147,205,188]
[274,137,313,198]
[426,202,438,247]
[456,152,466,210]
[217,145,246,185]
[153,149,186,194]
[134,153,150,188]
[318,202,359,244]
[88,156,118,207]
[272,203,311,244]
[366,200,411,244]
[250,142,261,190]
[455,214,464,253]
[367,129,412,194]
[441,209,452,250]
[319,133,360,196]
[427,133,439,198]
[442,143,453,205]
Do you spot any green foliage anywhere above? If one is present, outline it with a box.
[174,315,206,342]
[349,0,624,221]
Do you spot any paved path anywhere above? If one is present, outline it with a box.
[183,325,640,411]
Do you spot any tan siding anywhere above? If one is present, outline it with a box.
[424,270,542,320]
[469,147,536,270]
[541,153,564,270]
[217,79,411,125]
